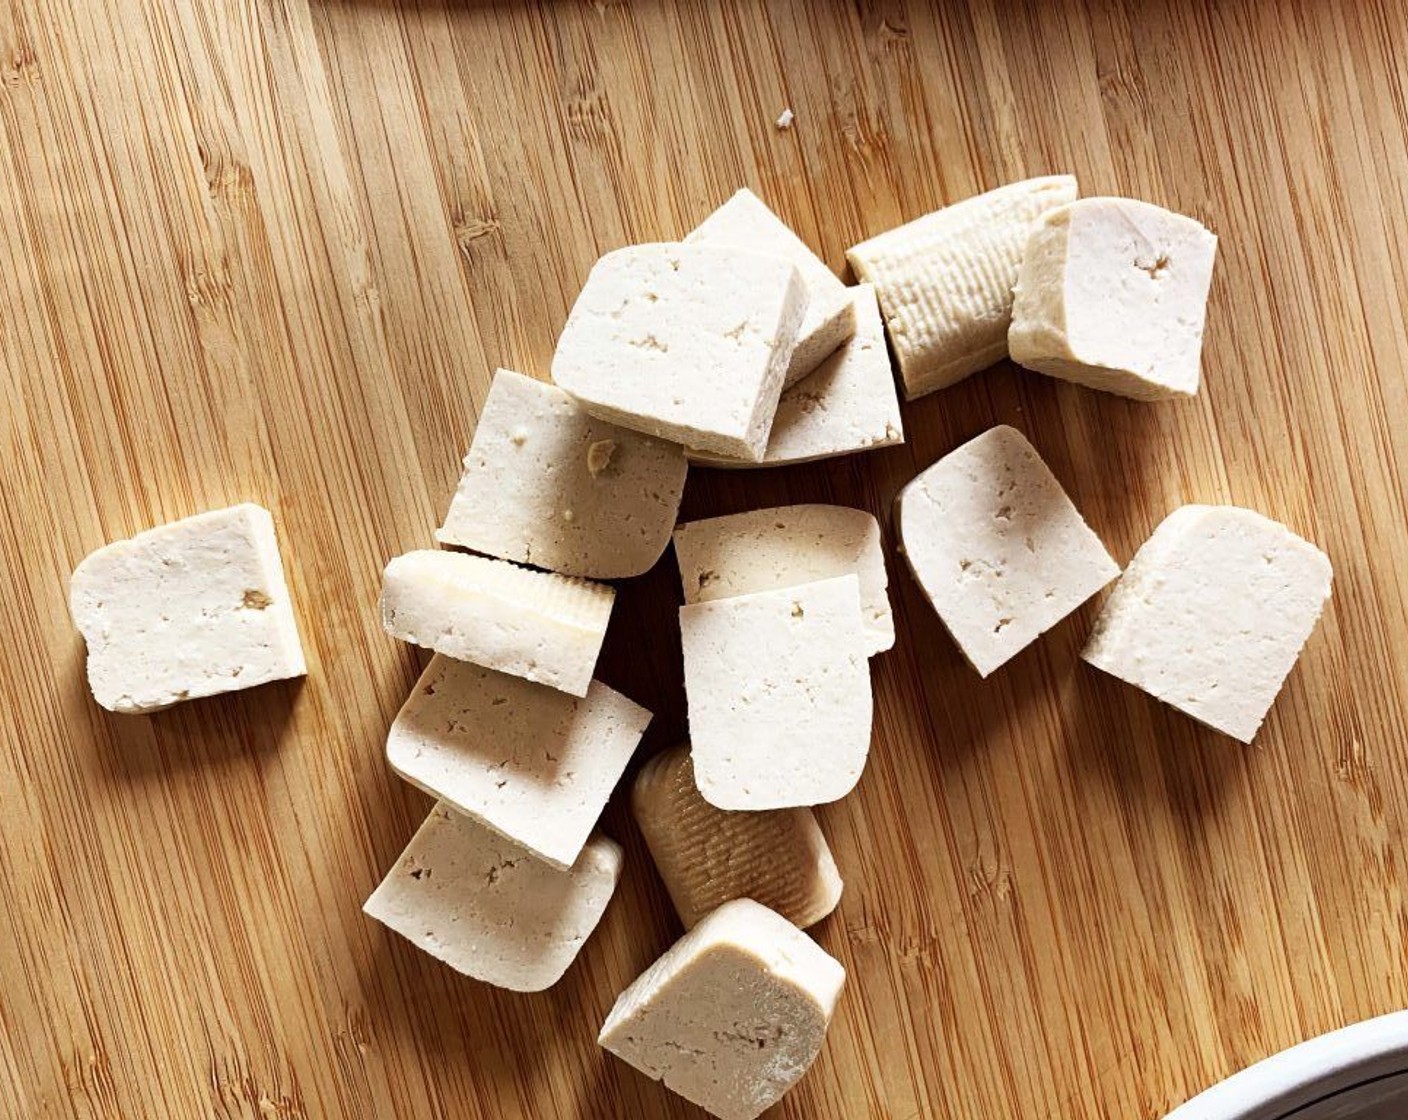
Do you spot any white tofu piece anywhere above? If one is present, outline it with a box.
[389,654,650,869]
[364,802,621,992]
[673,504,894,655]
[599,898,845,1120]
[686,189,856,386]
[1009,197,1219,400]
[68,504,306,713]
[689,285,904,468]
[847,175,1078,399]
[897,426,1119,676]
[380,550,612,697]
[551,242,806,462]
[632,744,842,930]
[435,368,687,579]
[680,575,872,810]
[1083,505,1332,743]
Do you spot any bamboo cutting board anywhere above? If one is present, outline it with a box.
[2,0,1407,1116]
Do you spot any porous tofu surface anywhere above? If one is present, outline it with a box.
[686,188,855,387]
[673,504,894,655]
[364,802,622,992]
[680,575,873,810]
[1084,504,1332,742]
[436,368,687,579]
[68,503,306,713]
[389,654,650,868]
[598,898,845,1120]
[1009,197,1218,399]
[550,242,807,461]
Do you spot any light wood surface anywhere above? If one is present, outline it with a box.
[3,0,1407,1116]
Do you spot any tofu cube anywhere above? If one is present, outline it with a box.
[632,744,842,930]
[1083,505,1332,742]
[436,368,687,579]
[846,175,1078,399]
[388,654,650,869]
[598,898,845,1120]
[686,188,856,386]
[1009,197,1219,399]
[364,802,621,992]
[551,242,806,462]
[380,550,612,697]
[674,504,894,655]
[897,426,1119,676]
[680,575,872,810]
[689,285,904,468]
[68,503,306,713]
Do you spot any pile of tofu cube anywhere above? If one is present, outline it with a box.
[69,179,1336,1120]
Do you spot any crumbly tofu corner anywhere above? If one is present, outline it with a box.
[1009,197,1218,400]
[380,549,613,698]
[897,425,1119,676]
[550,242,807,462]
[1083,504,1332,742]
[598,898,845,1120]
[365,802,622,992]
[68,503,306,713]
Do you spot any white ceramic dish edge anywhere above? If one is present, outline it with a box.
[1164,1011,1408,1120]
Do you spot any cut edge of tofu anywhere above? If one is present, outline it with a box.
[894,425,1120,677]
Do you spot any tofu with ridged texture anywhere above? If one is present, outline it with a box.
[364,802,621,992]
[847,175,1078,399]
[897,426,1119,676]
[68,503,306,713]
[551,242,806,461]
[680,575,872,810]
[686,188,855,387]
[674,504,894,655]
[1009,197,1218,399]
[380,550,612,697]
[598,898,845,1120]
[689,285,904,468]
[632,744,842,930]
[1083,505,1332,743]
[436,368,687,578]
[389,654,650,868]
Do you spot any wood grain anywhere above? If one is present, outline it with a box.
[1,0,1406,1116]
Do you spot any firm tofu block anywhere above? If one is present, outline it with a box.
[686,188,855,387]
[1083,505,1332,743]
[674,504,894,655]
[389,654,651,869]
[599,898,845,1120]
[364,802,621,992]
[68,503,306,713]
[1009,197,1219,400]
[551,242,807,461]
[632,744,842,930]
[847,175,1078,399]
[436,368,687,578]
[380,550,612,697]
[897,426,1119,676]
[689,285,904,468]
[680,575,872,810]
